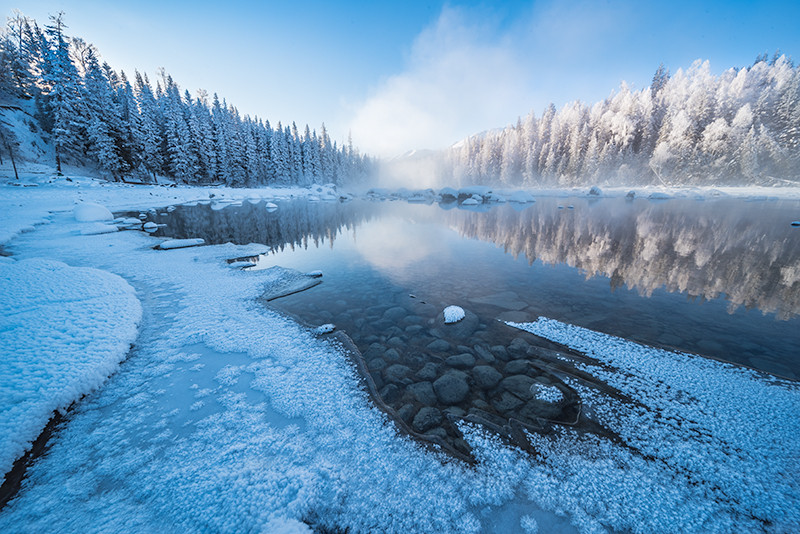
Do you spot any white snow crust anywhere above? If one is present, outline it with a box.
[0,258,141,476]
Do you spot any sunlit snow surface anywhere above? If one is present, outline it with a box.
[1,171,799,533]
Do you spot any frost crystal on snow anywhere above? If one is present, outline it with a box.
[443,305,465,324]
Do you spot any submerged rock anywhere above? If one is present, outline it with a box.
[472,365,502,390]
[433,371,469,405]
[412,407,443,433]
[445,353,476,369]
[408,381,437,405]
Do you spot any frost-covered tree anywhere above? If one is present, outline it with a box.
[0,10,377,185]
[440,55,800,187]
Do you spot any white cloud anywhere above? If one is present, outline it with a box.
[348,7,535,158]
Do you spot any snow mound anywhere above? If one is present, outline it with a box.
[443,305,465,324]
[0,258,141,477]
[156,238,206,250]
[143,222,158,232]
[265,202,278,210]
[305,270,323,278]
[648,192,671,200]
[588,186,602,196]
[73,202,113,222]
[461,198,479,206]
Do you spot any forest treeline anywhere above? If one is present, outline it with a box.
[0,12,376,186]
[438,55,800,187]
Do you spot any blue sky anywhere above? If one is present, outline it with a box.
[5,0,800,156]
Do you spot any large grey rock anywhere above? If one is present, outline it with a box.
[383,348,401,361]
[473,365,503,389]
[415,362,439,381]
[490,345,509,361]
[473,345,496,363]
[508,337,532,356]
[424,427,448,440]
[405,324,424,335]
[397,403,417,424]
[435,308,479,340]
[384,364,412,384]
[408,381,437,405]
[504,359,529,375]
[367,358,387,371]
[380,384,402,403]
[387,337,405,349]
[426,339,451,353]
[433,371,470,405]
[491,391,524,413]
[446,353,476,369]
[413,407,443,433]
[364,342,386,359]
[383,306,409,322]
[501,374,537,400]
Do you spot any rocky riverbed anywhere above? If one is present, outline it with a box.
[268,285,619,461]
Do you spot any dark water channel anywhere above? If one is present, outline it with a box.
[141,196,800,457]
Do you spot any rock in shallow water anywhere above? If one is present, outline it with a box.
[415,362,439,381]
[473,365,503,389]
[408,381,437,405]
[413,407,443,433]
[446,353,476,369]
[433,371,470,405]
[384,364,412,384]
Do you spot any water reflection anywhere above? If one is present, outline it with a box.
[144,197,800,379]
[144,199,382,254]
[447,198,800,320]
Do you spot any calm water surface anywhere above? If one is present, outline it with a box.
[145,196,800,379]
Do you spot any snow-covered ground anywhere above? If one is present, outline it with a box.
[1,164,798,533]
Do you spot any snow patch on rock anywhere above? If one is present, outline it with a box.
[443,305,466,324]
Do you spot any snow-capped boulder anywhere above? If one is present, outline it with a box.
[74,202,113,222]
[443,305,465,324]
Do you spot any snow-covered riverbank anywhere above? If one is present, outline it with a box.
[1,167,798,533]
